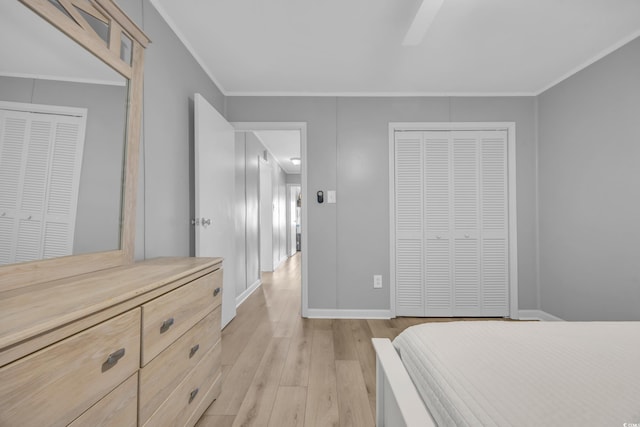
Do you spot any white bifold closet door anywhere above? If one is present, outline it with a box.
[0,106,86,265]
[395,130,509,317]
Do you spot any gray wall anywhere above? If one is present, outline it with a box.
[119,0,226,260]
[234,132,248,296]
[286,174,301,185]
[235,131,288,298]
[273,157,287,268]
[0,75,127,255]
[227,98,339,309]
[227,96,539,312]
[537,37,640,321]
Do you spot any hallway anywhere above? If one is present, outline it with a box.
[196,253,435,426]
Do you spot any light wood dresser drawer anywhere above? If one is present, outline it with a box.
[69,373,138,427]
[141,268,222,365]
[0,308,140,427]
[139,306,221,424]
[143,343,222,427]
[184,368,223,427]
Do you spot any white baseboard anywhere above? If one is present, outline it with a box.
[273,256,288,271]
[518,309,564,321]
[306,309,392,319]
[235,279,262,307]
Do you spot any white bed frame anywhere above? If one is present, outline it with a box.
[372,338,437,427]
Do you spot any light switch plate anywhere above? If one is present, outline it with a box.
[327,190,336,204]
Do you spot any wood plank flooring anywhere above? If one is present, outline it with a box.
[196,253,503,426]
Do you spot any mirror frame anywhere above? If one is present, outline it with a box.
[0,0,149,291]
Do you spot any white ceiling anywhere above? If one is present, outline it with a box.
[0,2,124,86]
[152,0,640,96]
[254,131,301,174]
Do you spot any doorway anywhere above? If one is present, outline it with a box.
[232,122,308,317]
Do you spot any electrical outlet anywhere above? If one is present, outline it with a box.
[373,275,382,289]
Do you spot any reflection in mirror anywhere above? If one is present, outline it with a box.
[48,0,110,45]
[0,2,128,266]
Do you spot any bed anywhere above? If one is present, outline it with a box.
[372,321,640,427]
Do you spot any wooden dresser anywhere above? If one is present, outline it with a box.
[0,257,223,427]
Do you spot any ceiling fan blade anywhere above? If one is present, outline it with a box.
[402,0,446,46]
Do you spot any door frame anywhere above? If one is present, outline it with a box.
[286,183,301,257]
[232,122,309,317]
[388,122,519,319]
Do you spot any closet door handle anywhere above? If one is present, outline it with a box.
[189,344,200,358]
[160,317,175,333]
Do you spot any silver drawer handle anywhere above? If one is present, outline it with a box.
[160,317,175,333]
[189,344,200,358]
[102,348,125,372]
[189,388,199,404]
[213,288,221,297]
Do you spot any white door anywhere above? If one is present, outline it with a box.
[259,157,273,272]
[394,129,510,317]
[194,93,236,328]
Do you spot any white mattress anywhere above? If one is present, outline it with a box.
[393,321,640,427]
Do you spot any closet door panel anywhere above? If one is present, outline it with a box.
[21,119,52,215]
[424,238,452,315]
[480,131,509,315]
[424,133,450,238]
[0,112,27,214]
[452,133,479,236]
[423,132,453,315]
[395,132,424,316]
[480,133,507,233]
[453,238,480,315]
[16,118,55,262]
[482,238,508,315]
[396,240,424,315]
[0,112,27,264]
[395,134,423,236]
[451,133,481,313]
[43,221,74,259]
[15,218,42,263]
[0,216,12,264]
[43,119,84,259]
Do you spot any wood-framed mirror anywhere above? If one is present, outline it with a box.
[0,0,149,291]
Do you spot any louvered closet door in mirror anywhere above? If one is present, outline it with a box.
[394,129,509,317]
[0,105,86,265]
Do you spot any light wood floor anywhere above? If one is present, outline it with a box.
[196,253,497,427]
